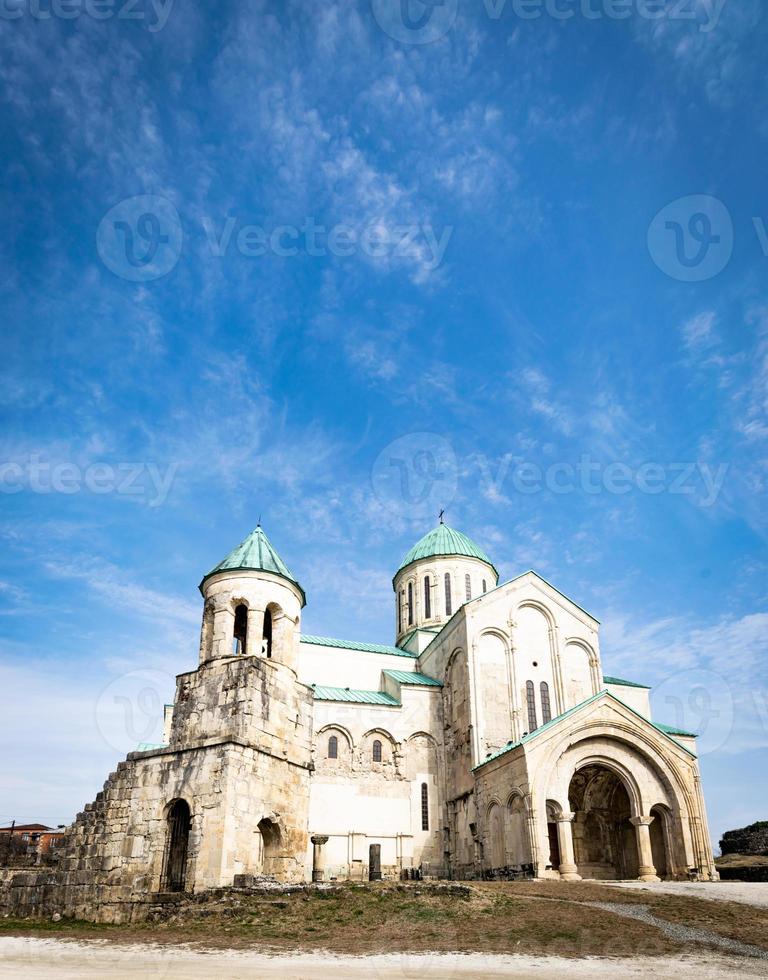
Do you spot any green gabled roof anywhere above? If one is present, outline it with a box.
[653,721,697,738]
[200,525,305,605]
[300,635,416,659]
[311,685,399,705]
[474,691,605,769]
[394,523,498,580]
[603,675,651,690]
[383,669,443,687]
[473,690,697,771]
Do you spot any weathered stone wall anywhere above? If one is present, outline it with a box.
[169,655,314,767]
[720,821,768,856]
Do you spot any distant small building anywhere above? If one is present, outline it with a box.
[0,824,67,858]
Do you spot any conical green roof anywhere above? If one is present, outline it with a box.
[395,523,497,580]
[200,526,305,605]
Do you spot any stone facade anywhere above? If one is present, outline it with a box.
[0,522,718,923]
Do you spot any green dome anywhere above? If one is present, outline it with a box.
[395,523,497,580]
[200,525,305,605]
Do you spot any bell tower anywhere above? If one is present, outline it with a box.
[162,523,313,884]
[197,524,305,672]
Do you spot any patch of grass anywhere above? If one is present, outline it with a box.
[2,880,766,959]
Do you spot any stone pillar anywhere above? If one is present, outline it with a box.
[556,812,581,881]
[209,604,234,661]
[311,835,329,882]
[630,816,660,881]
[247,606,265,657]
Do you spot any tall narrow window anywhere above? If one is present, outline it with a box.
[233,603,248,656]
[263,608,273,658]
[424,576,431,619]
[328,735,338,759]
[526,680,538,732]
[482,579,487,594]
[465,573,471,601]
[407,582,414,626]
[372,739,382,762]
[397,591,402,633]
[421,783,429,830]
[540,681,552,724]
[444,573,452,616]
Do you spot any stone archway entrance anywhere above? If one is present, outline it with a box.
[162,799,191,892]
[257,818,281,875]
[568,765,639,880]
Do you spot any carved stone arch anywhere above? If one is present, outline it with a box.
[485,799,506,869]
[506,788,528,812]
[505,789,533,867]
[485,795,504,817]
[563,636,601,699]
[317,723,354,764]
[362,727,397,765]
[571,754,644,818]
[536,720,696,822]
[405,729,439,747]
[516,598,556,630]
[478,626,511,647]
[534,722,703,875]
[317,722,354,750]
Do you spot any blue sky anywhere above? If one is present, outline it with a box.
[0,0,766,849]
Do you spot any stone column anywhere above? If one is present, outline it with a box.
[630,816,660,882]
[247,607,265,657]
[210,604,234,661]
[556,812,581,881]
[311,835,329,882]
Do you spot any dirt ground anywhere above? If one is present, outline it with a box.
[606,879,768,907]
[1,938,766,980]
[1,880,767,970]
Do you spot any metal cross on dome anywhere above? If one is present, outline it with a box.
[438,509,445,524]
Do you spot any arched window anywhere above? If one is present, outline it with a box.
[540,681,552,724]
[482,579,487,594]
[407,582,414,626]
[421,783,429,830]
[397,591,402,633]
[328,735,338,759]
[233,603,248,655]
[263,608,273,659]
[372,738,382,762]
[465,573,471,601]
[424,576,431,619]
[444,573,452,616]
[526,680,538,732]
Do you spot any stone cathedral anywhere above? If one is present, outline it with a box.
[4,522,718,921]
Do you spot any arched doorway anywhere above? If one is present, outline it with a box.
[650,805,670,879]
[163,799,191,892]
[257,817,281,874]
[569,765,638,880]
[546,801,561,870]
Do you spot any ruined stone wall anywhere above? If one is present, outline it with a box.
[720,822,768,856]
[169,655,314,767]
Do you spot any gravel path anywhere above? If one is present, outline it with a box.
[603,880,768,908]
[1,938,767,979]
[587,901,768,960]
